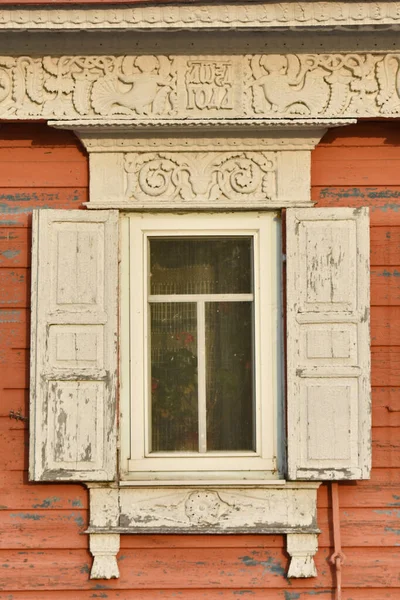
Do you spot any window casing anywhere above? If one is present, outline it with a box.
[120,212,282,482]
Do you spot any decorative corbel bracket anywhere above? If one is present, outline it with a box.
[287,533,318,578]
[90,533,120,579]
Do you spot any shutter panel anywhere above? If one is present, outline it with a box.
[29,209,118,481]
[287,208,370,480]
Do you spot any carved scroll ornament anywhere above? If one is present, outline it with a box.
[1,52,400,121]
[124,151,277,206]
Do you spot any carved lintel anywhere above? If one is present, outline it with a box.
[0,51,400,121]
[89,533,120,580]
[88,483,320,535]
[286,533,318,578]
[72,128,334,210]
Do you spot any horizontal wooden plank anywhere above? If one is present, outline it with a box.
[372,347,400,386]
[317,474,400,509]
[0,147,87,162]
[0,163,87,187]
[317,123,400,147]
[372,387,400,427]
[313,146,400,161]
[316,506,400,548]
[0,228,30,268]
[0,124,85,148]
[0,592,330,600]
[0,365,28,388]
[0,471,87,511]
[372,427,400,468]
[0,427,27,470]
[0,510,88,550]
[312,187,400,221]
[0,592,394,600]
[371,205,400,226]
[312,161,400,186]
[371,307,400,346]
[0,317,29,354]
[371,227,400,266]
[0,268,29,308]
[371,269,400,306]
[312,186,400,204]
[0,389,28,417]
[0,191,87,227]
[0,348,29,369]
[120,535,285,550]
[1,547,400,590]
[0,592,393,600]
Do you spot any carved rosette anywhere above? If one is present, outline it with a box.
[124,151,277,206]
[184,491,231,525]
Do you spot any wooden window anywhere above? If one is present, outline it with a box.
[120,212,282,481]
[29,207,370,484]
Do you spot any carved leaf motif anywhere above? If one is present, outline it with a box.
[72,79,94,115]
[376,55,399,108]
[25,59,44,104]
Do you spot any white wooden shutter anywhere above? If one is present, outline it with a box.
[29,209,118,481]
[287,208,370,480]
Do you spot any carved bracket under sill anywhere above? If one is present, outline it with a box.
[86,483,320,580]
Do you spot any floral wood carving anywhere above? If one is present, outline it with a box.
[124,151,277,205]
[184,491,231,525]
[3,4,400,31]
[1,55,176,118]
[245,53,400,117]
[2,53,400,120]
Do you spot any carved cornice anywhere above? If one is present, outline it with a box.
[2,3,400,32]
[2,53,400,125]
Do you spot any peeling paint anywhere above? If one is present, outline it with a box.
[284,593,300,600]
[239,553,285,577]
[0,310,20,323]
[374,269,400,277]
[374,509,400,517]
[80,563,91,574]
[1,249,20,259]
[32,496,61,509]
[10,512,45,521]
[71,498,84,508]
[73,514,85,528]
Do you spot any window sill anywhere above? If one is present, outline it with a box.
[86,481,320,580]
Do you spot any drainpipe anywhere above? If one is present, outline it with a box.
[330,482,346,600]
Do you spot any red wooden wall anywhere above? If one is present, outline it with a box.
[0,121,399,598]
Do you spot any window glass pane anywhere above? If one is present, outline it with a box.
[205,301,255,451]
[150,237,252,295]
[150,302,198,452]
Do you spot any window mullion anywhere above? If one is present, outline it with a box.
[197,300,207,454]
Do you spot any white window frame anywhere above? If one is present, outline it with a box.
[120,212,282,482]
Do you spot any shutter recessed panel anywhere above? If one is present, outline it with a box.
[287,208,370,480]
[30,209,118,482]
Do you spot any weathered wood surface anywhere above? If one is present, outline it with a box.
[1,122,400,596]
